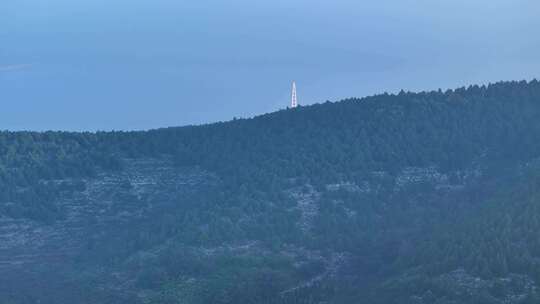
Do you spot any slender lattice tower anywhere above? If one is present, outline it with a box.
[291,81,298,108]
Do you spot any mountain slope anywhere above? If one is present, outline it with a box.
[2,80,540,303]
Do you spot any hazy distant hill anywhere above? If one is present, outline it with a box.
[3,80,540,303]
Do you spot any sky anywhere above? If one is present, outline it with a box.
[1,0,540,131]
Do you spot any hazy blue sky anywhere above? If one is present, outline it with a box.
[1,0,539,131]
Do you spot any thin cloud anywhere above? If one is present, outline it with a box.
[0,64,32,72]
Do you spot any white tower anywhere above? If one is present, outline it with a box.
[291,81,298,108]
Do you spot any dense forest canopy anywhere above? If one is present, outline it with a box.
[3,80,540,215]
[3,81,539,178]
[3,80,540,303]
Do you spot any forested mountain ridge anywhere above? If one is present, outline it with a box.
[2,80,540,303]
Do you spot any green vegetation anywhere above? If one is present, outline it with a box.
[3,80,540,303]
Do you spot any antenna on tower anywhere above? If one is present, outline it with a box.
[291,81,298,108]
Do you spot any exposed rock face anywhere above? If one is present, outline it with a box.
[0,160,533,303]
[0,158,215,302]
[408,269,537,304]
[290,185,320,234]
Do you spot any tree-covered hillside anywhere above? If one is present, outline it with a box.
[2,80,540,303]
